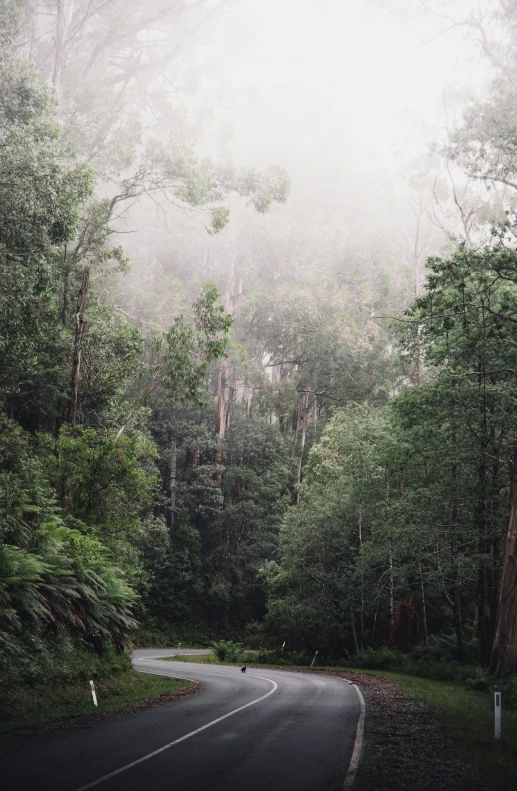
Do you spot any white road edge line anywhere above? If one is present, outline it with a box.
[342,681,366,788]
[73,674,278,791]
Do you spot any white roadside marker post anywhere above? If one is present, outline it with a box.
[281,641,286,654]
[178,641,181,656]
[310,650,318,668]
[494,690,501,741]
[89,680,98,707]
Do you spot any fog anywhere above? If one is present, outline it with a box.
[12,0,506,332]
[205,1,481,166]
[107,0,493,327]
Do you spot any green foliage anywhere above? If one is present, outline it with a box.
[0,634,131,689]
[51,425,157,541]
[352,647,406,671]
[247,648,309,666]
[349,648,498,685]
[133,621,211,649]
[0,50,92,408]
[119,142,289,234]
[504,675,517,708]
[202,413,296,627]
[0,415,143,684]
[161,283,233,405]
[464,668,493,691]
[0,47,235,689]
[138,515,203,623]
[145,403,296,631]
[209,639,244,662]
[264,405,387,653]
[207,206,230,235]
[0,0,20,45]
[264,240,517,670]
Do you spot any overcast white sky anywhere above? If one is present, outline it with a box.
[195,0,488,184]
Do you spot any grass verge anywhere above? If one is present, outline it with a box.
[1,672,194,745]
[354,668,517,790]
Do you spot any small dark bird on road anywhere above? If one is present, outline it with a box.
[241,666,247,673]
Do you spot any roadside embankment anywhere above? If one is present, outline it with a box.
[331,669,513,791]
[0,672,198,746]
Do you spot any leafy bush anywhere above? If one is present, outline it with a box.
[504,675,517,708]
[0,633,131,689]
[352,647,406,670]
[340,645,489,683]
[133,620,211,649]
[464,667,493,691]
[243,648,308,666]
[405,661,465,682]
[418,634,481,663]
[0,417,139,691]
[243,621,266,650]
[210,640,243,662]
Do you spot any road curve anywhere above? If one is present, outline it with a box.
[0,648,363,791]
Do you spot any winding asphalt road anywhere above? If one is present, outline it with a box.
[0,648,364,791]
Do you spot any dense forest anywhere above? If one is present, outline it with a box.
[3,0,517,692]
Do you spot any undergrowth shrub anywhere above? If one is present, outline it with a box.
[503,675,517,707]
[210,640,243,662]
[405,661,465,682]
[464,667,493,691]
[247,648,308,666]
[347,646,493,683]
[0,633,131,689]
[352,647,406,670]
[133,619,212,648]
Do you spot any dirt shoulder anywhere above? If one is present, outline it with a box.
[337,670,501,791]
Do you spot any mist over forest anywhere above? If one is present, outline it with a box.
[4,0,517,711]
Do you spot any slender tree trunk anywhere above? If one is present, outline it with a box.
[419,563,428,647]
[411,212,422,385]
[488,439,502,657]
[215,359,229,487]
[491,440,517,679]
[452,582,465,663]
[372,595,379,648]
[358,508,364,649]
[214,260,240,486]
[292,388,306,450]
[68,266,89,425]
[53,0,74,96]
[61,245,70,326]
[412,341,420,386]
[295,391,310,504]
[476,449,490,664]
[441,553,465,662]
[388,550,394,630]
[448,432,466,662]
[350,615,359,655]
[166,433,177,539]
